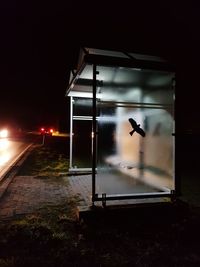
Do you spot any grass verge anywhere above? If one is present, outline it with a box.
[0,202,200,267]
[18,145,69,178]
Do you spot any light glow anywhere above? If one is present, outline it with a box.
[0,153,10,166]
[0,139,11,166]
[0,139,9,150]
[0,129,8,138]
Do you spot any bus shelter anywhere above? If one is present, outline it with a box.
[66,48,177,206]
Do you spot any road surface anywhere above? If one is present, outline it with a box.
[0,138,32,181]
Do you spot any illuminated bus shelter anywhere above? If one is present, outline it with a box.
[66,48,177,206]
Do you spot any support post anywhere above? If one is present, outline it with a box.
[42,134,45,146]
[92,64,97,204]
[69,97,73,169]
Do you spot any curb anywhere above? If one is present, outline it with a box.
[0,144,34,200]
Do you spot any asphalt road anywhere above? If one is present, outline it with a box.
[0,137,32,181]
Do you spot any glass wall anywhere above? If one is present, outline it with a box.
[96,65,175,197]
[70,97,93,170]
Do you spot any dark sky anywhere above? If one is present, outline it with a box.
[1,0,200,131]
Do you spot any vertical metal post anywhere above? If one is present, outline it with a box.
[172,77,176,193]
[92,64,97,204]
[173,76,181,196]
[42,134,45,146]
[69,96,73,169]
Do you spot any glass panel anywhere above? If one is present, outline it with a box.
[72,120,92,168]
[96,65,175,196]
[96,65,174,105]
[73,97,93,116]
[96,105,174,195]
[71,96,93,170]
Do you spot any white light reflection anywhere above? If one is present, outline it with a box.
[0,153,10,166]
[0,139,9,150]
[0,139,11,166]
[0,129,8,138]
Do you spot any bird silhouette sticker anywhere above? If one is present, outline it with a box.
[128,118,146,137]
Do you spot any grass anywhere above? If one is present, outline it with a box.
[1,201,200,267]
[0,198,79,267]
[18,145,69,178]
[0,141,200,266]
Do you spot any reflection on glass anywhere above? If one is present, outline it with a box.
[96,65,174,105]
[97,105,174,195]
[73,97,93,116]
[96,65,175,196]
[72,120,92,168]
[69,60,175,198]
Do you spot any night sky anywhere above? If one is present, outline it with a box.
[1,0,200,132]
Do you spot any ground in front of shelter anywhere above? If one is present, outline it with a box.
[0,175,70,219]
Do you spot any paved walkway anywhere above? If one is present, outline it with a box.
[1,172,199,219]
[0,173,171,219]
[68,175,172,208]
[0,175,71,219]
[68,174,200,208]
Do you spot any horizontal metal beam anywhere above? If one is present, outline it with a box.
[98,101,172,109]
[84,54,175,72]
[94,191,173,201]
[73,116,93,121]
[68,168,92,172]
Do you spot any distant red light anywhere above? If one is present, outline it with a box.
[40,127,54,136]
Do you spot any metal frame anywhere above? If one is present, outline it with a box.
[174,75,181,195]
[95,191,173,201]
[84,53,174,72]
[66,62,86,96]
[69,96,94,173]
[69,96,73,170]
[98,101,172,109]
[172,77,176,194]
[90,64,176,204]
[95,191,175,207]
[67,48,177,204]
[92,63,97,204]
